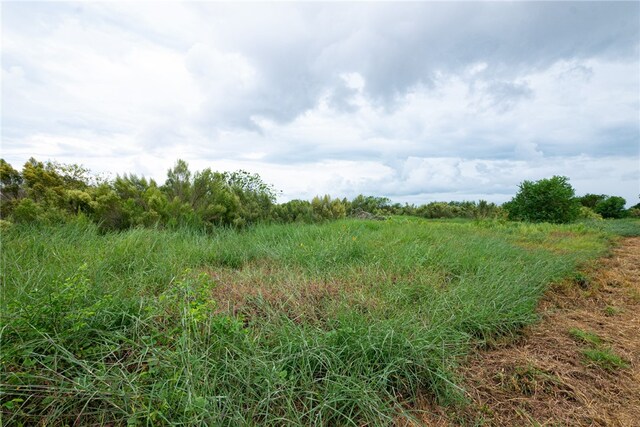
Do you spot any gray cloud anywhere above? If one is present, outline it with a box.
[2,2,639,205]
[186,2,639,123]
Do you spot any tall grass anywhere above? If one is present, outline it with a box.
[2,217,635,425]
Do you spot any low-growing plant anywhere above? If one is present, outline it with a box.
[569,328,602,346]
[604,306,622,316]
[582,348,629,371]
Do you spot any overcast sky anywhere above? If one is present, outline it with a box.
[2,2,639,205]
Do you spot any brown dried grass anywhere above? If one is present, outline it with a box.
[413,237,640,426]
[205,261,377,324]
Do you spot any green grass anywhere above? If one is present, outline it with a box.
[580,218,640,237]
[604,306,622,317]
[1,217,636,425]
[568,326,630,373]
[582,348,629,371]
[569,328,603,347]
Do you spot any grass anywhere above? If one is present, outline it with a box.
[569,327,629,372]
[569,328,603,347]
[604,306,622,317]
[1,217,638,425]
[582,348,629,371]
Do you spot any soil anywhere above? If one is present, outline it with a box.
[416,237,640,426]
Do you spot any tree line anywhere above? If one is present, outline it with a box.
[0,158,636,231]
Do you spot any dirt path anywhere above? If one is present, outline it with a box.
[420,237,640,426]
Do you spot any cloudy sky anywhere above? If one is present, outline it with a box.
[2,2,639,204]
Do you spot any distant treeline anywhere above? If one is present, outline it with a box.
[0,158,509,231]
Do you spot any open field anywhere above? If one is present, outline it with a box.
[2,218,639,425]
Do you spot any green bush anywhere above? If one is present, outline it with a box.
[578,193,607,209]
[504,176,581,224]
[578,206,602,220]
[311,195,346,221]
[594,196,627,219]
[11,198,44,223]
[271,199,314,223]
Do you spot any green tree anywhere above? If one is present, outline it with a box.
[578,193,607,209]
[594,196,627,219]
[311,195,346,221]
[349,195,391,215]
[504,176,580,223]
[224,170,277,225]
[0,159,23,218]
[164,159,192,204]
[191,169,241,227]
[271,199,314,223]
[92,175,168,230]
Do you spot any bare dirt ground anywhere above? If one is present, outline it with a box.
[417,237,640,426]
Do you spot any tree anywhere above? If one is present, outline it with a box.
[164,159,192,204]
[594,196,627,219]
[311,195,346,221]
[224,170,277,224]
[349,195,391,215]
[504,176,580,223]
[0,159,23,218]
[578,193,607,209]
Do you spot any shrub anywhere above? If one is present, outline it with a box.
[594,196,627,219]
[271,199,314,223]
[504,176,580,224]
[578,193,607,209]
[349,195,391,216]
[11,198,43,223]
[578,206,602,220]
[311,195,347,221]
[416,202,456,219]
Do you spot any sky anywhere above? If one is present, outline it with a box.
[2,2,639,205]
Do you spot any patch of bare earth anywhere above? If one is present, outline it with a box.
[416,237,640,426]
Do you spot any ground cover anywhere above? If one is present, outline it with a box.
[417,235,640,426]
[1,217,635,425]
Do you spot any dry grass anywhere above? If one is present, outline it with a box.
[205,261,376,324]
[413,237,640,426]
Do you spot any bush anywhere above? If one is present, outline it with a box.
[311,195,346,221]
[594,196,627,219]
[578,206,603,220]
[578,194,607,209]
[271,199,314,223]
[504,176,580,224]
[11,198,43,223]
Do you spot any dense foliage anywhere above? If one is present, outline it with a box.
[504,175,581,224]
[2,158,635,229]
[594,196,627,219]
[0,158,504,230]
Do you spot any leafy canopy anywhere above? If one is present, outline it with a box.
[504,175,580,224]
[595,196,627,219]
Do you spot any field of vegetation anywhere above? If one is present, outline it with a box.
[3,215,638,425]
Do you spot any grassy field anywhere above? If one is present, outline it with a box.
[1,217,638,425]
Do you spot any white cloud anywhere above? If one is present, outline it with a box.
[1,2,638,206]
